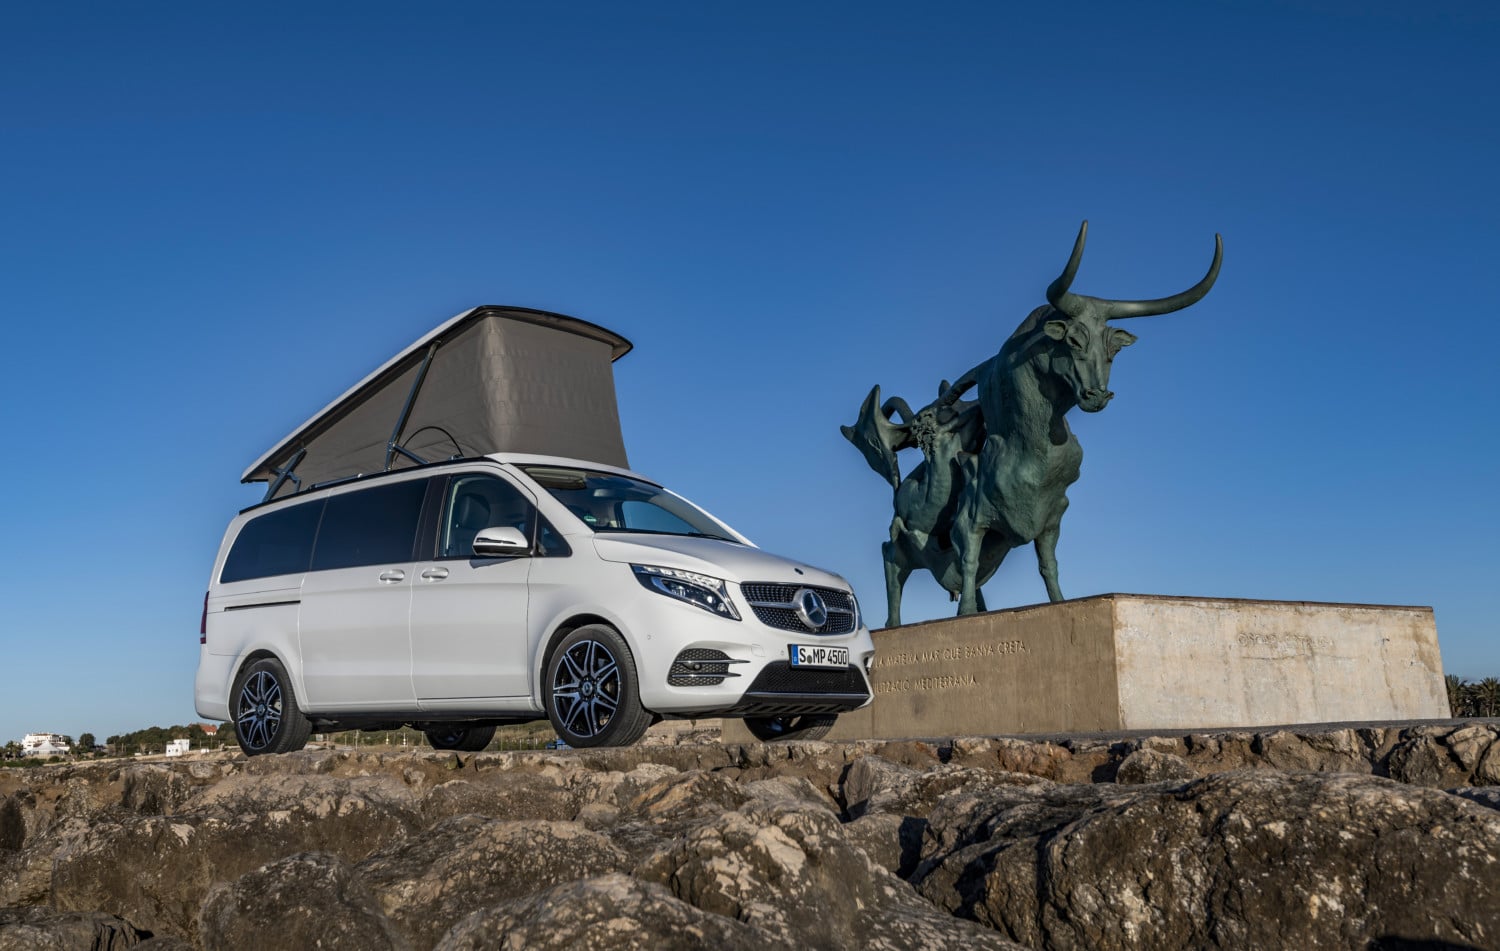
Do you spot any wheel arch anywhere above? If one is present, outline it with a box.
[538,613,618,697]
[230,648,300,705]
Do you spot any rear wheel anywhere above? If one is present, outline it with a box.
[231,657,312,756]
[743,714,837,742]
[544,624,651,748]
[423,725,496,752]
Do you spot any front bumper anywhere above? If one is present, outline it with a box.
[695,661,870,717]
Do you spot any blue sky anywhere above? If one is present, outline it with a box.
[2,2,1496,743]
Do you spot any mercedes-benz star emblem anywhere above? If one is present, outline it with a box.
[793,588,828,631]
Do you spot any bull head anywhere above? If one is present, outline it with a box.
[1040,221,1222,412]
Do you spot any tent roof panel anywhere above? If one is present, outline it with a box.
[242,305,632,488]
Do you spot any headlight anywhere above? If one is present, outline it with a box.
[631,565,741,620]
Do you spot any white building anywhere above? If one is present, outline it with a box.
[21,733,71,757]
[164,738,191,757]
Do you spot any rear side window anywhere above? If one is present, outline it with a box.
[220,500,324,583]
[311,478,429,571]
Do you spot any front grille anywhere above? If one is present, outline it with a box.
[667,648,741,687]
[740,582,857,635]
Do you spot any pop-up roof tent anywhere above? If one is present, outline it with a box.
[243,305,633,501]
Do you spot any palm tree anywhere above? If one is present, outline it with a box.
[1447,675,1469,717]
[1475,678,1500,718]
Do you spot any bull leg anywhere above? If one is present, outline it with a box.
[882,543,912,628]
[954,523,984,615]
[882,522,913,628]
[953,441,996,617]
[1035,526,1064,602]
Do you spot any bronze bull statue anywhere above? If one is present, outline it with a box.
[843,221,1221,627]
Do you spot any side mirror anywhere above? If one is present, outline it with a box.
[473,526,530,558]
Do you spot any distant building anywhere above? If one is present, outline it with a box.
[197,723,218,737]
[165,738,191,757]
[21,733,71,757]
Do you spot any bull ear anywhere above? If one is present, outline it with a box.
[1109,328,1138,353]
[1043,320,1068,341]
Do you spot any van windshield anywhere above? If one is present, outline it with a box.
[519,466,739,542]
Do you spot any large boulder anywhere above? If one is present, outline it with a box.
[639,799,1027,950]
[843,755,1043,820]
[419,771,580,823]
[357,816,629,949]
[197,851,408,951]
[49,781,416,943]
[918,770,1500,950]
[1437,724,1493,773]
[1385,730,1474,788]
[0,905,147,950]
[118,767,196,817]
[435,874,778,950]
[1113,749,1195,786]
[1248,728,1375,774]
[0,797,25,852]
[842,812,926,878]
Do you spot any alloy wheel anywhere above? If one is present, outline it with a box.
[550,639,620,739]
[236,669,282,751]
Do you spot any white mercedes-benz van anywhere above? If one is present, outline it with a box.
[196,452,875,754]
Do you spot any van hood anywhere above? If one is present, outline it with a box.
[590,534,850,590]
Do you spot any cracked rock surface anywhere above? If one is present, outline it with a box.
[1,722,1498,949]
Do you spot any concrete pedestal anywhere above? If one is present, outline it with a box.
[723,593,1449,742]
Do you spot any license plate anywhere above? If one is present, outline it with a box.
[788,644,850,668]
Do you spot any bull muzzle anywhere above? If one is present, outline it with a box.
[1079,387,1114,412]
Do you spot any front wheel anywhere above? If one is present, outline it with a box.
[544,625,652,748]
[231,657,312,756]
[423,725,496,752]
[743,714,837,742]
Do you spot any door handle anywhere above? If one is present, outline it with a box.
[420,567,450,582]
[377,569,406,584]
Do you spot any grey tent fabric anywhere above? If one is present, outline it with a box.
[243,306,632,498]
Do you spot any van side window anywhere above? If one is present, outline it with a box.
[220,500,324,583]
[440,475,536,558]
[311,479,429,571]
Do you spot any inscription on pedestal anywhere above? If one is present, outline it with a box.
[875,639,1029,669]
[1236,631,1334,656]
[871,639,1028,696]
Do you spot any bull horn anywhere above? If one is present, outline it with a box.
[1101,233,1223,320]
[1045,220,1089,317]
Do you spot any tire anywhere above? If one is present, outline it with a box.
[543,624,652,748]
[743,714,838,742]
[424,725,496,752]
[231,657,312,756]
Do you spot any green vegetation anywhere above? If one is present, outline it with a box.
[106,723,227,757]
[1447,675,1500,718]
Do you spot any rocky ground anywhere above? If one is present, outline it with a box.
[3,721,1500,950]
